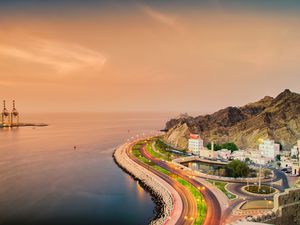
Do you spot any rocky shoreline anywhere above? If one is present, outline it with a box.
[113,143,174,225]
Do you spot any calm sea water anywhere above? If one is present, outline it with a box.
[0,112,175,225]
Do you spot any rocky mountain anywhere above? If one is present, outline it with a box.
[164,89,300,150]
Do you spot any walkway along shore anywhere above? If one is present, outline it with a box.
[113,140,183,225]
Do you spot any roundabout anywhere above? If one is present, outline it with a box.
[243,185,276,195]
[226,182,280,199]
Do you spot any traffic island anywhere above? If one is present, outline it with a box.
[241,185,278,197]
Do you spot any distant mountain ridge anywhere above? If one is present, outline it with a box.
[164,89,300,150]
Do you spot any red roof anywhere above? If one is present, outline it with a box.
[190,133,200,139]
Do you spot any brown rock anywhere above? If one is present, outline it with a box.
[164,89,300,150]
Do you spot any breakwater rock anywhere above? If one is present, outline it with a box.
[113,143,174,225]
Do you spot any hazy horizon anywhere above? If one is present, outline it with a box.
[1,0,300,113]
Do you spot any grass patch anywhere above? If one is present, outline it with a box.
[176,177,207,224]
[152,165,172,176]
[241,200,273,210]
[245,185,275,194]
[208,180,236,199]
[146,141,175,161]
[132,143,154,165]
[146,144,167,159]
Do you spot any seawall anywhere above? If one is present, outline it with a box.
[113,142,177,225]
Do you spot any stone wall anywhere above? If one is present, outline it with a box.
[239,187,300,225]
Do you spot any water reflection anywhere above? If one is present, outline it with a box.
[0,112,175,225]
[184,161,226,174]
[136,181,146,202]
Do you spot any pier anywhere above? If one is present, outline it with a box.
[0,100,47,128]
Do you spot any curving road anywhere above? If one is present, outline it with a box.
[126,141,197,225]
[272,169,289,190]
[139,144,222,225]
[226,168,289,200]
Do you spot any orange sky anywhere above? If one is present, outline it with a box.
[1,6,300,113]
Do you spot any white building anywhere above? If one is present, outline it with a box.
[291,145,299,158]
[259,139,280,159]
[292,164,300,175]
[200,148,218,158]
[188,133,204,155]
[292,140,300,175]
[294,140,300,158]
[231,149,271,165]
[279,140,300,176]
[217,149,231,160]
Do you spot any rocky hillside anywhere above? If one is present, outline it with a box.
[164,89,300,150]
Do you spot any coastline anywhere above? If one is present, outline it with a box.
[113,141,175,225]
[0,123,48,128]
[112,152,164,224]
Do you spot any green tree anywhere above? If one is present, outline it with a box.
[226,160,250,178]
[263,169,272,178]
[166,152,172,161]
[221,142,238,152]
[206,142,221,151]
[218,168,227,177]
[156,139,168,150]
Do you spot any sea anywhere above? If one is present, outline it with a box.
[0,112,176,225]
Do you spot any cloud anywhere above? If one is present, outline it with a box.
[140,5,183,32]
[0,38,107,74]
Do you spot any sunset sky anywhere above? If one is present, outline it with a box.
[1,0,300,113]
